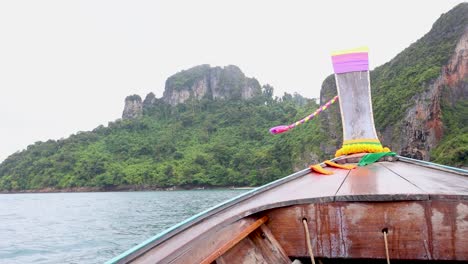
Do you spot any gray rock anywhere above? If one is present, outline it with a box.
[122,95,143,119]
[398,29,468,160]
[162,65,261,106]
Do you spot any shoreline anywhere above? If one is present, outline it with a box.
[0,185,257,194]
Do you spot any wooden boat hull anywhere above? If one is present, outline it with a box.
[130,200,467,263]
[107,158,468,264]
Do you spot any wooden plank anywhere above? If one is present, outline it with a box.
[216,237,268,264]
[334,201,430,259]
[251,168,350,205]
[381,161,468,196]
[249,225,291,264]
[429,200,468,260]
[335,71,379,141]
[335,162,427,201]
[266,200,468,260]
[200,216,268,264]
[217,222,290,264]
[397,156,468,176]
[267,203,335,257]
[133,217,258,264]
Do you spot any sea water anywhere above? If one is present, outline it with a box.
[0,190,247,264]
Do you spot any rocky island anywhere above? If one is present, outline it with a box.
[0,3,466,192]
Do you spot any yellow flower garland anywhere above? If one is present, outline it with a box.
[335,138,390,157]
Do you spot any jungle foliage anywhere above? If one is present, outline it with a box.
[0,91,329,191]
[1,4,466,191]
[371,3,467,131]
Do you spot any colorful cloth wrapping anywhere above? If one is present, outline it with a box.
[310,164,334,175]
[358,152,396,166]
[331,47,369,74]
[324,160,356,170]
[309,160,356,175]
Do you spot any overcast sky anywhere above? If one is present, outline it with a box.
[0,0,464,162]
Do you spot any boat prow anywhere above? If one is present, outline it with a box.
[107,156,468,264]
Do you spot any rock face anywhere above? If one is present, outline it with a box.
[122,95,143,119]
[162,65,261,106]
[319,75,341,155]
[397,29,468,159]
[121,65,262,119]
[122,65,262,119]
[143,92,157,108]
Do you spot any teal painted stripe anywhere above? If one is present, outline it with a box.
[105,166,313,264]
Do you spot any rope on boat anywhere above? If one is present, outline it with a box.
[269,95,339,134]
[383,228,390,264]
[302,218,316,264]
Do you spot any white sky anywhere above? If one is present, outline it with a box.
[0,0,465,162]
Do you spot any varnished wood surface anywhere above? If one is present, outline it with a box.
[200,216,268,264]
[216,236,267,264]
[255,224,291,263]
[335,71,378,140]
[381,162,468,197]
[266,200,468,260]
[335,163,427,201]
[217,224,290,264]
[133,217,260,264]
[125,161,468,263]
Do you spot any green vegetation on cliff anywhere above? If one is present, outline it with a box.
[1,4,466,191]
[371,3,467,130]
[431,98,468,167]
[0,92,329,191]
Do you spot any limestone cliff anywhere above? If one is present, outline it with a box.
[396,30,467,159]
[162,65,261,106]
[122,95,143,119]
[122,65,262,119]
[318,75,342,155]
